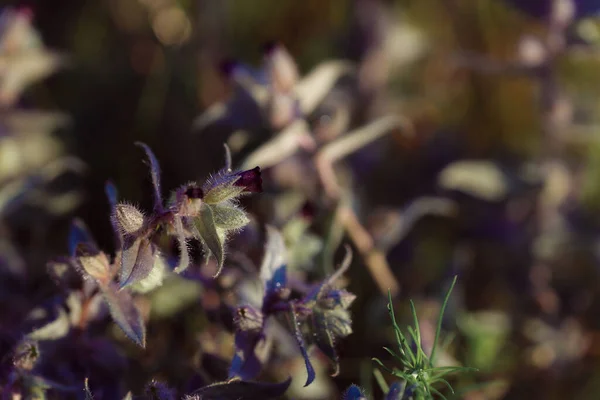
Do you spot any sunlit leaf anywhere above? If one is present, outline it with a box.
[27,307,70,341]
[437,161,508,201]
[259,226,287,289]
[75,243,112,285]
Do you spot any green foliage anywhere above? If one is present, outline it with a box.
[372,276,476,399]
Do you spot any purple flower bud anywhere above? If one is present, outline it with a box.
[232,166,263,193]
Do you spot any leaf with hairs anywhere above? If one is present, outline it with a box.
[119,236,156,289]
[193,205,225,277]
[211,203,250,231]
[100,282,146,347]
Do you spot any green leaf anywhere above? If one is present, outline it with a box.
[210,202,250,231]
[203,183,244,204]
[430,276,458,367]
[193,204,225,276]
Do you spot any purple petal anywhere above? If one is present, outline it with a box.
[104,180,118,209]
[68,218,96,257]
[228,329,263,381]
[232,167,262,193]
[290,302,315,387]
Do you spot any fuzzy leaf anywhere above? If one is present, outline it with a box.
[27,307,70,341]
[203,181,245,204]
[343,384,367,400]
[190,377,292,400]
[119,236,156,289]
[135,142,163,211]
[290,302,315,387]
[68,218,96,257]
[211,203,250,231]
[100,282,146,347]
[173,215,191,274]
[194,204,225,276]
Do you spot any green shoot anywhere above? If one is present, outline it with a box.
[372,276,476,399]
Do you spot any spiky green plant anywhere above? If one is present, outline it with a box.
[372,276,476,400]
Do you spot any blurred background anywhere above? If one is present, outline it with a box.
[5,0,600,398]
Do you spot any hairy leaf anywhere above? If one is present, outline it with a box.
[173,215,191,274]
[193,204,225,276]
[119,236,156,289]
[100,282,146,347]
[211,203,250,231]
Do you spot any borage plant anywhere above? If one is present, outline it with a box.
[230,226,356,387]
